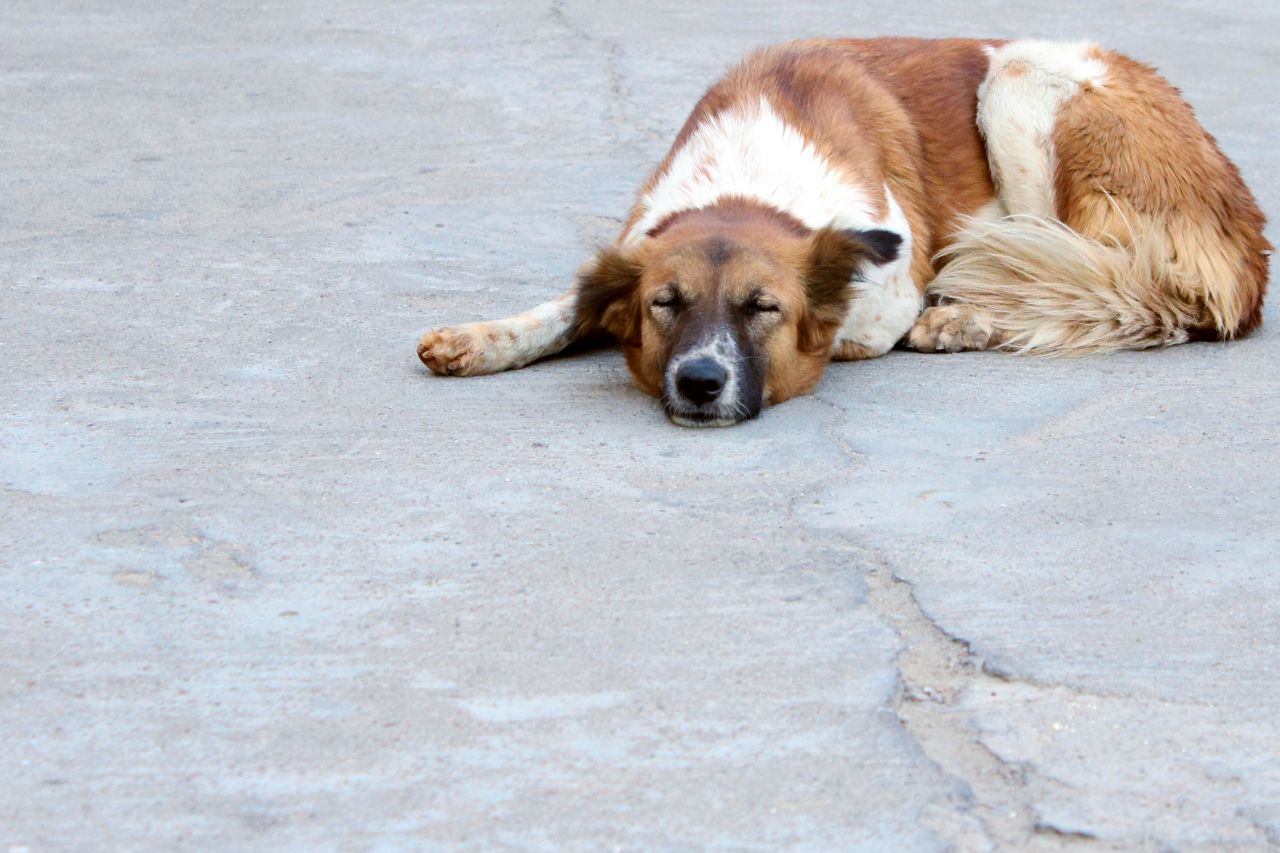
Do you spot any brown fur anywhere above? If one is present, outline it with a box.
[418,37,1270,420]
[1052,49,1270,339]
[594,39,1004,402]
[578,202,895,404]
[623,39,1001,294]
[923,44,1271,354]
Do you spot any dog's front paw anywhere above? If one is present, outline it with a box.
[906,305,994,353]
[417,326,486,376]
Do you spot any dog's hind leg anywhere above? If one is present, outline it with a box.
[417,289,578,376]
[914,41,1270,355]
[907,41,1099,355]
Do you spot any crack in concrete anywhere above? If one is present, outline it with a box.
[548,0,632,128]
[773,398,1136,847]
[978,660,1146,706]
[791,394,1234,849]
[778,404,1276,853]
[861,555,1037,849]
[774,399,1044,848]
[1032,822,1101,842]
[859,556,1174,851]
[808,392,868,468]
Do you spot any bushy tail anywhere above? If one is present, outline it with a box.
[928,215,1213,355]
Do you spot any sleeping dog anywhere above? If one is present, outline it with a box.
[417,38,1270,427]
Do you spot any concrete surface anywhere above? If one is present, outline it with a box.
[2,1,1277,850]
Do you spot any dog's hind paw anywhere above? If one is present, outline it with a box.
[906,305,996,353]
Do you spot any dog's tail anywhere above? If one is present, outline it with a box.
[926,214,1269,355]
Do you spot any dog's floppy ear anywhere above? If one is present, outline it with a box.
[574,247,644,345]
[799,227,902,352]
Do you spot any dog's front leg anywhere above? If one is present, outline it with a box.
[419,286,586,373]
[417,290,580,376]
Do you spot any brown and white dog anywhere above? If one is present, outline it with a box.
[417,38,1270,427]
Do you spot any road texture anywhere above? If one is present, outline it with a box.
[2,1,1278,850]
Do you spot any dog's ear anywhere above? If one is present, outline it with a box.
[574,247,644,345]
[799,227,902,352]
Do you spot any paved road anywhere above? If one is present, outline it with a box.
[2,1,1277,849]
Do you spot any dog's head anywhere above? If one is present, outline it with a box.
[575,204,900,427]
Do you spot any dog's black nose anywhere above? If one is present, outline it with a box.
[675,357,727,405]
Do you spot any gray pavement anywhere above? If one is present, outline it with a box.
[2,1,1278,850]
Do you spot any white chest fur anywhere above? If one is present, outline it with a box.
[835,186,921,357]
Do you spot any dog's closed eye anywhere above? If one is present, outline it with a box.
[744,296,781,314]
[652,285,687,311]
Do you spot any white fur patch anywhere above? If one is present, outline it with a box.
[624,97,876,245]
[978,40,1107,217]
[833,184,920,357]
[968,197,1010,227]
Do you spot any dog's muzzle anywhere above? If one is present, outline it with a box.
[663,334,761,427]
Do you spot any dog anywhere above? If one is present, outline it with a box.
[417,38,1270,427]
